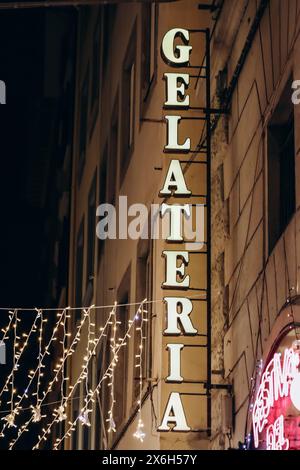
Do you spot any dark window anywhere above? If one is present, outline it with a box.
[133,239,152,402]
[121,27,136,184]
[75,218,84,322]
[98,144,108,264]
[78,66,90,183]
[90,16,101,134]
[61,82,72,154]
[141,4,157,106]
[108,96,119,204]
[268,79,295,254]
[102,5,117,77]
[57,217,69,300]
[86,172,97,295]
[79,6,91,46]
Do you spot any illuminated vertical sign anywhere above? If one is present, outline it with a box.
[157,28,208,433]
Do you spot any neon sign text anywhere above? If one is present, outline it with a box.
[252,348,300,448]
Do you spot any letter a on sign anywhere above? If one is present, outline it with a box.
[159,159,191,196]
[158,392,190,431]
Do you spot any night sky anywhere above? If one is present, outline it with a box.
[0,9,45,307]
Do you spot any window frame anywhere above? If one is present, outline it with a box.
[78,65,90,184]
[266,76,296,255]
[86,171,97,297]
[120,25,137,186]
[140,3,158,119]
[108,93,119,205]
[89,12,102,140]
[97,142,108,268]
[75,217,85,324]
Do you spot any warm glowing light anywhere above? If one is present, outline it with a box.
[252,347,300,449]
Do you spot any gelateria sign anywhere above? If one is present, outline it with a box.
[157,27,208,433]
[252,345,300,450]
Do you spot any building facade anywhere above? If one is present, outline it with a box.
[62,0,300,451]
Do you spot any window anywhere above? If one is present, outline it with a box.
[133,239,152,402]
[268,78,295,254]
[86,172,97,296]
[79,6,91,46]
[141,3,157,105]
[98,144,108,264]
[90,16,101,135]
[121,27,136,184]
[115,267,131,429]
[108,96,119,204]
[57,217,69,300]
[102,5,117,77]
[78,66,90,183]
[75,218,84,322]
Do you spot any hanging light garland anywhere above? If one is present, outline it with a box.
[0,296,167,449]
[8,307,89,449]
[106,303,118,435]
[78,309,94,428]
[1,311,19,429]
[0,310,41,405]
[133,299,148,443]
[52,300,147,450]
[0,309,16,343]
[32,305,116,449]
[4,308,72,446]
[57,308,69,423]
[31,310,47,423]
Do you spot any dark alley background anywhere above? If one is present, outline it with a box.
[0,7,75,308]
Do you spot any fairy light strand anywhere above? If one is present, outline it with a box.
[133,299,147,443]
[51,301,146,450]
[0,297,154,449]
[32,306,112,448]
[106,302,118,434]
[0,309,16,343]
[6,307,92,448]
[2,310,19,428]
[3,308,70,444]
[0,310,41,404]
[57,308,69,422]
[31,306,116,449]
[78,308,94,427]
[31,309,46,423]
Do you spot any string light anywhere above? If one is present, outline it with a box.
[0,309,16,342]
[2,310,19,428]
[8,307,89,449]
[0,310,40,404]
[80,307,94,427]
[57,308,68,422]
[4,309,71,446]
[133,299,147,443]
[52,301,147,450]
[0,298,153,449]
[31,309,46,423]
[32,306,116,449]
[106,302,118,435]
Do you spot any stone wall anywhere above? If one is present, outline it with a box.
[210,0,300,448]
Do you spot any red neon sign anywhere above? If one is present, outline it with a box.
[252,345,300,450]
